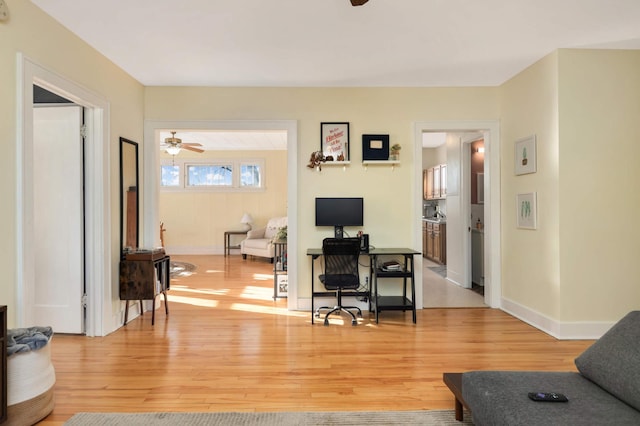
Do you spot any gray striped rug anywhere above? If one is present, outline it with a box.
[65,410,474,425]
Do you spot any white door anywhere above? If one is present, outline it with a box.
[31,105,84,333]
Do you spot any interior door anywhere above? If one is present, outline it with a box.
[32,105,84,333]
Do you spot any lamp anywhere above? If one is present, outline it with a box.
[240,213,253,231]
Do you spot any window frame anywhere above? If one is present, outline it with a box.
[160,157,266,192]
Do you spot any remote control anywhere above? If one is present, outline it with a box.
[528,392,569,402]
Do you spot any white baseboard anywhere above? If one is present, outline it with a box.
[501,297,614,340]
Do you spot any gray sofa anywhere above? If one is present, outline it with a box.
[461,311,640,425]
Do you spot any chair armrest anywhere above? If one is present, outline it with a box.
[246,228,266,239]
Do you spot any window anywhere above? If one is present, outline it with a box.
[161,158,265,192]
[187,164,233,187]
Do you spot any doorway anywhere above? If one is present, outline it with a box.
[413,121,501,310]
[143,120,299,310]
[18,54,111,336]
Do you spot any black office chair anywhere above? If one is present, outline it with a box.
[315,237,363,326]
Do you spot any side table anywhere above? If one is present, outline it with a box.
[224,230,248,256]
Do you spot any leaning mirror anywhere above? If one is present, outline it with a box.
[120,137,139,258]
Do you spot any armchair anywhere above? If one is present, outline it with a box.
[240,217,287,262]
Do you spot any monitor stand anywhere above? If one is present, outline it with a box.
[334,226,344,239]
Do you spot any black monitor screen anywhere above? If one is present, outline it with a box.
[315,197,363,227]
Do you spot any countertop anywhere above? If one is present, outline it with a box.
[423,217,446,224]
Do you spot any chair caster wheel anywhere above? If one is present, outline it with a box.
[351,320,357,326]
[324,319,329,326]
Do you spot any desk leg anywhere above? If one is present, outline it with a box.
[311,255,316,324]
[409,256,416,323]
[163,290,169,315]
[151,296,156,326]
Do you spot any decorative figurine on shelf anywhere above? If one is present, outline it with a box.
[389,143,402,161]
[307,151,326,170]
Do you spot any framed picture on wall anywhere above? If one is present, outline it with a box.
[516,192,537,229]
[321,122,350,161]
[515,135,536,175]
[362,134,390,160]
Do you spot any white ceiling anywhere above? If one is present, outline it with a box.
[30,0,640,150]
[160,130,288,151]
[31,0,640,88]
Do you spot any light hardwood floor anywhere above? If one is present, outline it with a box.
[39,255,593,424]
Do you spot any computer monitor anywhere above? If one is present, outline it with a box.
[315,197,363,238]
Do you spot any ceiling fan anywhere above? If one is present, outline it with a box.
[161,131,204,155]
[350,0,369,5]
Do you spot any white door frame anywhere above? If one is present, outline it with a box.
[17,54,111,336]
[414,121,501,308]
[143,120,298,310]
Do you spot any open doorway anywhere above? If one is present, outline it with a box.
[414,121,501,310]
[143,120,299,309]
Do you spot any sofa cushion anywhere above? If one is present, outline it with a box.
[242,238,272,250]
[575,310,640,411]
[264,217,287,240]
[462,371,640,426]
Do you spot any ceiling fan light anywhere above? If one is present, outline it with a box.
[166,146,181,155]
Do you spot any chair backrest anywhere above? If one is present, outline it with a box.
[322,237,361,289]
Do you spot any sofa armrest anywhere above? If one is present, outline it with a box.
[246,228,266,239]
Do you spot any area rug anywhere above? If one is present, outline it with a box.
[65,410,474,425]
[170,261,197,277]
[428,265,447,278]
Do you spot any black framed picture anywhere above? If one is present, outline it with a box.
[362,134,389,160]
[320,122,350,161]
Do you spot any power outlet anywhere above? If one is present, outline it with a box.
[0,0,8,22]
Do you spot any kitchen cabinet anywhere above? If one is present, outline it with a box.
[423,164,447,200]
[423,220,446,264]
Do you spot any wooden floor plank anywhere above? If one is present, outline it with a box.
[35,255,593,424]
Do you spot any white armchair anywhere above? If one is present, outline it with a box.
[240,217,287,262]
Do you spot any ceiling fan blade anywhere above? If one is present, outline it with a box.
[182,145,205,153]
[182,143,203,147]
[351,0,369,6]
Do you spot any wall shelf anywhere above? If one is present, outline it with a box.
[362,160,400,165]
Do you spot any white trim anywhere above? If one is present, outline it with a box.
[144,120,298,310]
[414,120,501,309]
[17,53,111,336]
[502,297,613,340]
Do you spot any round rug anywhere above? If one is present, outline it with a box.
[170,261,197,277]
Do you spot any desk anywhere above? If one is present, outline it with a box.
[306,247,420,324]
[224,230,248,256]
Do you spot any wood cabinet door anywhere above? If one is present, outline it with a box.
[440,164,447,197]
[432,225,441,263]
[433,165,441,198]
[426,168,434,199]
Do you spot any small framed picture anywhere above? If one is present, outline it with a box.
[515,135,536,175]
[277,274,288,297]
[362,134,390,160]
[321,122,350,161]
[516,192,537,229]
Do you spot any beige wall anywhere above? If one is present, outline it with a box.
[146,87,500,299]
[557,49,640,321]
[0,2,144,326]
[159,150,287,251]
[499,51,561,319]
[500,49,640,327]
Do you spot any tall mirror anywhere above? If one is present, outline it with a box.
[120,137,139,258]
